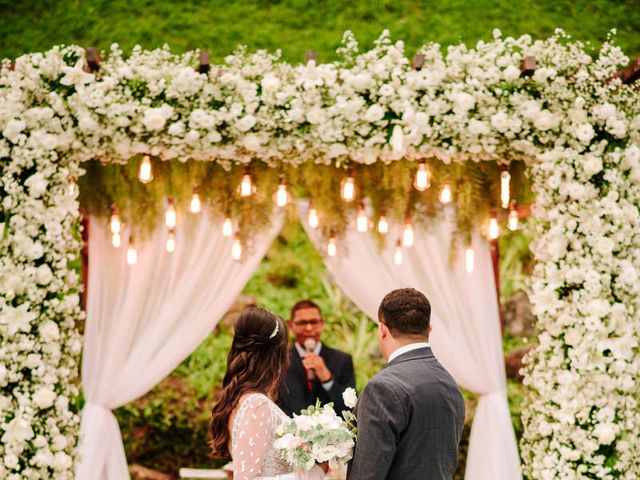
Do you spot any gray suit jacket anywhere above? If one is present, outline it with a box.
[347,347,465,480]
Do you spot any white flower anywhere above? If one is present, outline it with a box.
[593,423,617,445]
[39,320,60,341]
[142,104,174,131]
[24,173,48,198]
[453,92,475,112]
[35,264,53,285]
[52,452,72,471]
[342,387,357,408]
[2,303,37,336]
[389,125,405,154]
[595,237,614,256]
[33,387,56,408]
[575,124,595,144]
[260,74,281,92]
[2,119,26,143]
[236,114,257,132]
[293,415,315,431]
[59,60,94,87]
[583,156,602,176]
[503,65,520,82]
[364,105,385,123]
[2,417,34,444]
[534,110,560,131]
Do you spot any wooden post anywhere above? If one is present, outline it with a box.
[198,50,210,74]
[520,56,536,77]
[85,47,101,73]
[412,53,425,71]
[490,238,504,331]
[614,54,640,84]
[305,50,317,65]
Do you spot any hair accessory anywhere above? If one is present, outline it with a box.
[269,318,279,339]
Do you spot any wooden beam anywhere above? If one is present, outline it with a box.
[198,50,210,74]
[520,56,536,77]
[85,47,101,73]
[412,53,425,71]
[614,54,640,84]
[305,50,317,65]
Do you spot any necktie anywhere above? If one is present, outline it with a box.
[304,367,312,391]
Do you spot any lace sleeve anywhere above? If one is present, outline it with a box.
[231,395,273,480]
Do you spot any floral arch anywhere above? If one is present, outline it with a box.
[1,30,639,479]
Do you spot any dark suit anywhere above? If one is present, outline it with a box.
[347,347,465,480]
[279,343,355,416]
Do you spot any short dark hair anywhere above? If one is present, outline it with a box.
[290,299,322,322]
[378,288,431,336]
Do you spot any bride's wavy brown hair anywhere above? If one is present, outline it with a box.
[209,307,289,457]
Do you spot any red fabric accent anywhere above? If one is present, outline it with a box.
[304,367,312,391]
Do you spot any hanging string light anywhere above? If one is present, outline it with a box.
[501,168,511,209]
[402,217,415,247]
[327,236,337,257]
[190,186,201,214]
[231,234,242,261]
[394,239,403,265]
[488,211,500,240]
[274,176,290,208]
[126,237,138,265]
[413,161,431,191]
[439,184,452,204]
[377,214,389,234]
[465,247,475,273]
[240,166,254,197]
[110,206,121,235]
[308,203,319,229]
[67,177,78,196]
[166,230,176,253]
[138,154,153,183]
[340,169,356,202]
[222,217,233,237]
[112,232,122,248]
[508,201,519,231]
[356,202,368,232]
[165,197,177,229]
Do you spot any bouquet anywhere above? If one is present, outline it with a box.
[274,388,358,471]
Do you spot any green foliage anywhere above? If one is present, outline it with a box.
[498,218,535,301]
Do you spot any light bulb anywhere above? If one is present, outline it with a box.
[394,239,403,265]
[126,238,138,265]
[327,237,337,257]
[138,155,153,183]
[356,203,368,232]
[465,247,475,273]
[111,232,121,248]
[166,230,176,253]
[501,169,511,209]
[232,235,242,260]
[222,217,233,237]
[109,206,121,234]
[275,179,289,207]
[165,197,177,229]
[340,172,356,202]
[377,215,389,234]
[508,204,519,231]
[67,177,78,196]
[190,187,201,214]
[488,213,500,240]
[402,220,414,247]
[308,206,319,229]
[240,167,253,197]
[414,161,431,191]
[439,184,452,204]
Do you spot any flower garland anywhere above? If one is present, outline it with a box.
[1,29,639,478]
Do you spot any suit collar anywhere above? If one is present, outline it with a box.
[386,346,434,367]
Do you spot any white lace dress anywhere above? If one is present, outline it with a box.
[231,393,324,480]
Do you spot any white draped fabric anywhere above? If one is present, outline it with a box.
[77,214,284,480]
[298,202,521,480]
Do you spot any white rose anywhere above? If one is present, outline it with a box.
[389,125,405,155]
[39,320,60,341]
[328,143,347,158]
[242,133,262,152]
[293,415,315,431]
[142,105,173,131]
[52,435,67,451]
[593,423,617,445]
[24,354,42,369]
[33,387,56,409]
[4,454,18,469]
[594,103,616,121]
[503,65,520,82]
[35,264,53,285]
[33,435,47,448]
[24,173,48,198]
[342,387,357,408]
[364,104,385,123]
[236,114,256,132]
[260,74,281,92]
[168,121,185,136]
[52,452,72,471]
[575,124,595,144]
[0,364,6,386]
[2,417,34,443]
[350,72,374,91]
[2,119,26,143]
[534,110,559,131]
[595,237,614,256]
[583,156,602,176]
[306,107,325,124]
[453,92,475,112]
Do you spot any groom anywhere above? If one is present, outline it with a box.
[348,288,465,480]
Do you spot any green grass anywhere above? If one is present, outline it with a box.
[1,0,638,62]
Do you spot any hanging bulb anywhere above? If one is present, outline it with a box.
[340,170,356,202]
[275,177,290,208]
[394,239,403,265]
[222,217,233,237]
[413,161,431,191]
[377,215,389,234]
[356,203,368,232]
[501,168,511,209]
[240,166,253,197]
[109,206,121,234]
[402,218,414,247]
[166,230,176,253]
[232,234,242,261]
[308,204,319,229]
[111,232,122,248]
[190,186,201,214]
[67,177,78,196]
[138,154,153,183]
[126,237,138,265]
[327,236,337,257]
[508,202,519,231]
[165,197,177,229]
[488,212,500,240]
[439,184,452,204]
[465,247,475,273]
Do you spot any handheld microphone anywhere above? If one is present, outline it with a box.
[303,338,317,380]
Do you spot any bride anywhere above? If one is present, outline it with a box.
[209,307,327,480]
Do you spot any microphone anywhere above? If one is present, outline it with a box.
[303,338,317,380]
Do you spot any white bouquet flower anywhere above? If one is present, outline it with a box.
[274,390,358,471]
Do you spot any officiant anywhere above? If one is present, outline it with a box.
[279,300,355,416]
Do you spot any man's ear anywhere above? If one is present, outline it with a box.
[379,321,389,339]
[428,324,432,335]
